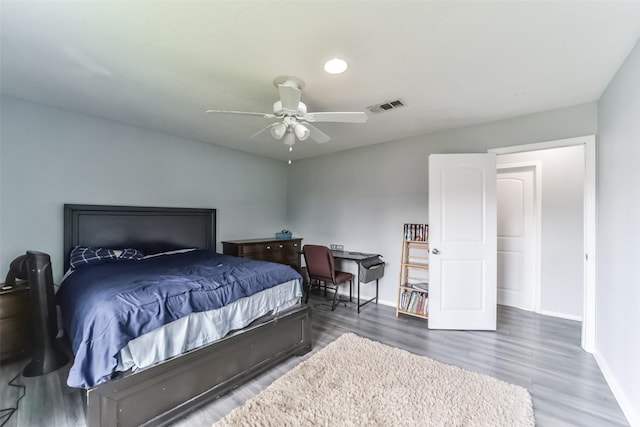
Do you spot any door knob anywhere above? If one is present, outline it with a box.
[432,248,440,255]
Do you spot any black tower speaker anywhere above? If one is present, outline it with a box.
[23,251,69,377]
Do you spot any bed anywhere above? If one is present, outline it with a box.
[59,204,312,427]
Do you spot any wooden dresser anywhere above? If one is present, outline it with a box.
[222,238,303,272]
[0,284,32,361]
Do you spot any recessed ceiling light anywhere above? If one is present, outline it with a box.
[324,58,348,74]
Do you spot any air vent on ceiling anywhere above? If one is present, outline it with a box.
[366,99,405,113]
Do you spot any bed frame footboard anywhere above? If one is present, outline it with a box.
[86,305,312,427]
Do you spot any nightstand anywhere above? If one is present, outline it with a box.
[0,284,32,361]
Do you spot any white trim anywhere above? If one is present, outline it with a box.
[537,309,582,322]
[336,291,396,308]
[582,138,597,353]
[594,351,640,427]
[488,135,597,353]
[378,297,397,308]
[336,295,397,308]
[496,161,542,314]
[489,135,594,155]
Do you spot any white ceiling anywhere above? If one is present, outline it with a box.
[2,1,639,162]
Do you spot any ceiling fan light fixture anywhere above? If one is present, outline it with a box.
[207,74,367,149]
[283,132,296,146]
[294,123,310,141]
[324,58,348,74]
[270,122,286,140]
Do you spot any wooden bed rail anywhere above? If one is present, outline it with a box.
[87,305,312,427]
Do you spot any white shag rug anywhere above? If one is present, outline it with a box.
[215,333,535,427]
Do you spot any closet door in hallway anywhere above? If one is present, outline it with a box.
[497,165,537,311]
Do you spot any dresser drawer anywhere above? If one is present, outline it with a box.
[0,287,30,318]
[222,238,303,269]
[0,315,32,359]
[0,286,32,361]
[241,251,270,261]
[271,241,301,261]
[240,243,271,256]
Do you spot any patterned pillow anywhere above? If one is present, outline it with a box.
[69,247,144,270]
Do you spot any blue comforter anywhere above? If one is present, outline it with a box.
[58,250,302,388]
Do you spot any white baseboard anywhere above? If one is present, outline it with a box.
[377,298,396,308]
[344,294,582,322]
[333,289,397,310]
[536,309,582,322]
[594,351,639,427]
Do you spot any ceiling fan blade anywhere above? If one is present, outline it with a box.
[304,123,331,144]
[277,83,302,113]
[206,109,276,119]
[250,122,278,139]
[304,111,368,123]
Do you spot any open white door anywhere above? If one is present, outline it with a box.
[428,154,497,330]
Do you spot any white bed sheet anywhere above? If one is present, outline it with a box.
[116,279,302,373]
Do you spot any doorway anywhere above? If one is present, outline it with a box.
[497,163,540,312]
[489,135,596,353]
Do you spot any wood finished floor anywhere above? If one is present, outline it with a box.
[0,295,628,427]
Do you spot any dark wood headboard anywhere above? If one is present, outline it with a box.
[63,204,216,272]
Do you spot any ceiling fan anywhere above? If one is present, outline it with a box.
[206,76,368,147]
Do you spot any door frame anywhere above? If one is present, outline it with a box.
[489,135,596,353]
[496,161,542,313]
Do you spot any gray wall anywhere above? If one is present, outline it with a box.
[288,102,597,308]
[497,146,585,319]
[597,40,640,424]
[0,96,289,282]
[1,60,636,422]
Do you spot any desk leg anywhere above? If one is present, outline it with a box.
[350,280,353,302]
[357,262,361,313]
[356,262,380,314]
[357,279,361,314]
[376,279,379,304]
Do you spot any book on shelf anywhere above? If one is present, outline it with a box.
[399,289,429,315]
[403,223,428,242]
[420,295,428,315]
[410,282,429,292]
[409,292,416,311]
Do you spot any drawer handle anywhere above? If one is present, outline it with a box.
[279,244,283,248]
[266,246,271,250]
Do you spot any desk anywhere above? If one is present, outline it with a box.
[332,251,382,313]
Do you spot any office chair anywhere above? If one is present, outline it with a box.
[302,245,353,311]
